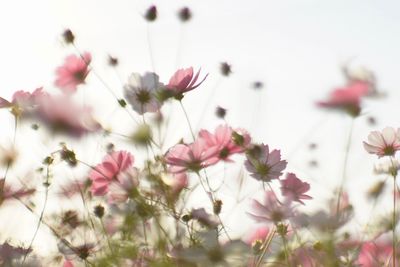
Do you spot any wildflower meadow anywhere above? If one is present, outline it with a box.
[0,1,399,266]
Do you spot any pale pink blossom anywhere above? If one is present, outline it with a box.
[248,191,293,223]
[161,172,188,194]
[63,259,74,267]
[245,144,287,182]
[124,72,163,114]
[166,67,208,94]
[243,226,270,246]
[0,87,47,114]
[55,52,91,94]
[280,173,312,205]
[108,167,139,203]
[0,179,35,206]
[357,241,394,267]
[33,94,101,137]
[363,127,400,158]
[165,139,219,173]
[199,125,250,162]
[317,81,370,116]
[89,151,134,196]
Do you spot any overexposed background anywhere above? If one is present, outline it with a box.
[0,0,399,257]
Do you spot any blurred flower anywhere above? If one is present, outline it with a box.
[317,81,369,116]
[0,242,32,265]
[89,150,134,196]
[0,87,47,117]
[108,167,139,203]
[356,240,394,267]
[245,144,287,182]
[161,172,188,195]
[199,124,250,162]
[172,230,250,266]
[33,94,101,137]
[374,158,400,176]
[166,67,208,95]
[0,179,35,206]
[243,226,270,246]
[280,173,312,205]
[124,72,163,115]
[55,52,91,94]
[165,139,219,173]
[248,191,293,224]
[363,127,400,158]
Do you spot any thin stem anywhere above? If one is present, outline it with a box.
[336,118,354,221]
[179,100,195,141]
[22,165,51,265]
[390,156,397,267]
[255,228,276,267]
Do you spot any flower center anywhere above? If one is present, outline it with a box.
[255,163,270,177]
[135,89,151,104]
[219,147,230,159]
[383,146,395,156]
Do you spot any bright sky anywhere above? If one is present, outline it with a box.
[0,0,399,257]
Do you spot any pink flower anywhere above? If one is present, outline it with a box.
[357,241,394,267]
[55,52,91,94]
[165,139,219,173]
[108,167,139,203]
[248,191,293,223]
[89,151,134,196]
[317,81,370,116]
[245,144,287,182]
[363,127,400,158]
[63,259,74,267]
[33,94,101,137]
[280,173,312,205]
[161,172,188,195]
[166,67,208,94]
[0,179,35,206]
[199,125,251,162]
[0,87,47,116]
[243,226,270,246]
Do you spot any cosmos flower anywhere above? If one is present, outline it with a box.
[124,72,163,115]
[89,150,134,196]
[165,139,219,173]
[280,173,312,205]
[248,191,293,224]
[108,167,139,203]
[245,144,287,182]
[356,240,394,267]
[166,67,208,95]
[198,125,251,162]
[55,52,91,94]
[242,226,270,246]
[363,127,400,158]
[317,81,369,116]
[33,94,101,137]
[0,87,47,117]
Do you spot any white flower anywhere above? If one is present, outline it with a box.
[123,72,163,114]
[374,158,400,175]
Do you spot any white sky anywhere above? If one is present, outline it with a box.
[0,0,399,257]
